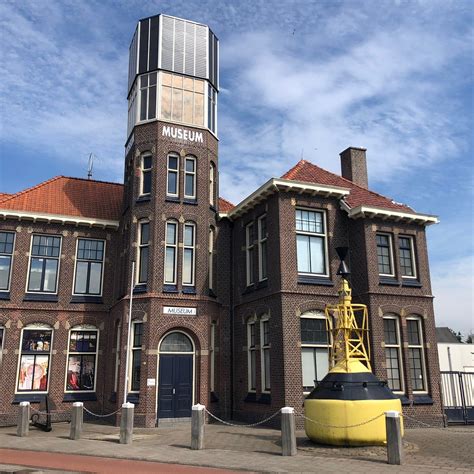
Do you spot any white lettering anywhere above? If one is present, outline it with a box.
[163,306,197,316]
[161,126,204,144]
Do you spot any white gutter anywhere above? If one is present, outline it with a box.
[0,209,120,230]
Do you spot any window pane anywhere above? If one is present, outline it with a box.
[302,348,316,390]
[264,349,271,390]
[166,223,177,244]
[309,236,325,274]
[22,330,52,352]
[250,350,256,389]
[194,93,204,126]
[385,347,401,391]
[168,155,178,170]
[0,232,14,253]
[183,248,193,284]
[172,88,183,122]
[133,323,143,347]
[70,331,97,352]
[408,348,425,391]
[148,85,156,119]
[160,332,192,352]
[0,255,11,290]
[28,258,44,291]
[162,72,172,86]
[407,320,421,345]
[74,261,88,294]
[383,318,398,345]
[168,171,177,195]
[314,348,329,382]
[184,225,194,246]
[131,350,141,391]
[139,247,149,284]
[161,85,172,119]
[165,247,176,283]
[67,354,95,391]
[185,174,195,197]
[143,170,152,194]
[88,262,102,294]
[260,241,267,279]
[183,90,193,123]
[143,155,152,170]
[301,318,328,344]
[296,235,310,273]
[140,222,150,244]
[140,88,147,120]
[18,354,49,391]
[185,158,195,173]
[43,259,58,292]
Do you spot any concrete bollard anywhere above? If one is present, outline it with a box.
[70,402,83,440]
[120,402,135,445]
[385,411,403,465]
[17,401,30,437]
[191,404,205,450]
[281,407,297,456]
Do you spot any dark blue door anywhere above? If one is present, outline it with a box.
[158,354,193,419]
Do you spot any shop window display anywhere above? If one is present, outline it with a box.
[66,329,98,392]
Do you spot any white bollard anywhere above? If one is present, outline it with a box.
[385,411,403,465]
[70,402,83,440]
[17,401,30,437]
[191,404,205,450]
[281,407,297,456]
[120,402,135,444]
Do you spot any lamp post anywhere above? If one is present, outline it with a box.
[123,261,135,406]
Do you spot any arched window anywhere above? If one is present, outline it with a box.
[17,324,53,393]
[167,154,179,197]
[407,315,427,393]
[140,153,152,196]
[160,332,193,352]
[65,325,99,393]
[164,220,178,285]
[182,222,196,287]
[184,156,196,200]
[383,314,404,393]
[300,311,330,392]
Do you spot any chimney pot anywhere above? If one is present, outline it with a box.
[340,147,368,188]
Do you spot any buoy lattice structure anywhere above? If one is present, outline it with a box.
[304,247,403,446]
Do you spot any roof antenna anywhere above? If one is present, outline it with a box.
[300,148,304,160]
[87,153,94,180]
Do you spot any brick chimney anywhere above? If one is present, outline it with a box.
[340,147,368,189]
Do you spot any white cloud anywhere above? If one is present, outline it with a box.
[432,256,474,336]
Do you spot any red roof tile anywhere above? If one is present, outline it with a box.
[0,193,12,201]
[281,160,413,212]
[0,176,123,221]
[218,197,234,212]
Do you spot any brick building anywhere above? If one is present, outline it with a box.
[0,13,443,428]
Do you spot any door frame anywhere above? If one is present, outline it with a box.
[156,330,196,420]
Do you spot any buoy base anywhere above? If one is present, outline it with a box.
[304,398,403,446]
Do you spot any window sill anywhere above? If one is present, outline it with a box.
[63,392,97,402]
[413,394,433,405]
[182,286,196,295]
[165,197,181,204]
[23,293,58,302]
[70,296,103,304]
[379,277,400,286]
[183,199,198,206]
[244,392,257,403]
[297,275,334,286]
[163,284,178,293]
[401,279,422,288]
[13,394,47,404]
[133,284,147,294]
[0,291,10,300]
[127,393,140,404]
[258,393,271,405]
[136,195,151,203]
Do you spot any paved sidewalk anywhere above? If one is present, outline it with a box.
[0,421,472,473]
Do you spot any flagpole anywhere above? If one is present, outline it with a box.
[123,260,135,406]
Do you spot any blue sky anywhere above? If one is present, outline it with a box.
[0,0,472,335]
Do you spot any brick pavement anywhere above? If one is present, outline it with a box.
[0,421,472,473]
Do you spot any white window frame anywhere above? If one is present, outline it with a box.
[300,311,331,394]
[406,315,428,394]
[245,222,255,286]
[0,231,15,292]
[0,326,5,366]
[260,316,270,393]
[209,162,216,206]
[210,322,216,393]
[26,234,62,294]
[167,154,180,198]
[164,220,178,285]
[182,222,196,286]
[72,238,106,297]
[64,326,99,393]
[247,318,257,393]
[295,208,329,277]
[257,215,267,282]
[140,152,152,196]
[136,220,150,285]
[184,156,197,200]
[376,232,395,277]
[138,71,158,123]
[15,324,53,394]
[129,320,143,393]
[383,315,405,394]
[209,226,215,291]
[399,235,417,279]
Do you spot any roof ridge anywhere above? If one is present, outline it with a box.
[282,159,412,211]
[61,176,124,187]
[0,176,63,206]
